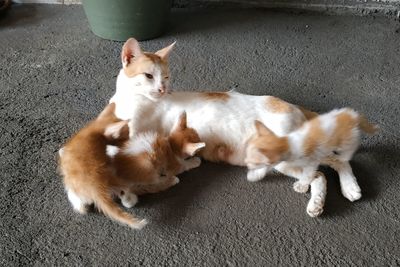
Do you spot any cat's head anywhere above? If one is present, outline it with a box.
[168,111,206,159]
[245,120,289,170]
[117,38,175,101]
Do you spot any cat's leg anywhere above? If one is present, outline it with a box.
[246,166,269,182]
[118,190,139,209]
[274,163,317,193]
[335,161,361,202]
[306,171,327,217]
[177,157,202,174]
[322,157,361,201]
[67,189,90,214]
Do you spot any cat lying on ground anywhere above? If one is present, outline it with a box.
[109,38,367,216]
[59,104,204,229]
[106,111,205,210]
[245,108,377,216]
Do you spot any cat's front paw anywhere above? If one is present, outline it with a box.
[185,157,202,170]
[171,176,180,185]
[293,182,310,193]
[121,192,138,208]
[307,194,325,217]
[246,168,267,182]
[341,182,362,202]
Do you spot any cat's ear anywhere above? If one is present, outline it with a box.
[254,120,275,136]
[155,41,176,60]
[183,142,206,156]
[121,38,143,67]
[97,103,116,121]
[104,120,129,141]
[172,111,187,132]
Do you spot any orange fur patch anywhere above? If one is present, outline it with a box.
[201,92,230,101]
[265,96,293,113]
[298,106,319,120]
[303,118,326,156]
[327,112,358,148]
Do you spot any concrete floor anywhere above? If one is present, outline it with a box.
[1,4,400,266]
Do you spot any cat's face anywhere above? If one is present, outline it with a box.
[118,38,175,101]
[245,120,289,169]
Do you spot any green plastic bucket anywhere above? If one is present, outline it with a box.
[82,0,172,41]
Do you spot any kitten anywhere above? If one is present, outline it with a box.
[58,103,148,229]
[245,108,378,216]
[107,112,205,209]
[109,38,364,203]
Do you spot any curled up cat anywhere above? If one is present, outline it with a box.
[58,104,204,229]
[106,111,205,210]
[245,108,378,217]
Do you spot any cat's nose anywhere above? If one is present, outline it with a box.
[158,86,166,94]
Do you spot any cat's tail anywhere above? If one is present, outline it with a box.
[94,185,147,230]
[358,115,378,135]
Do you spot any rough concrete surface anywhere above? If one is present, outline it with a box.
[1,4,400,266]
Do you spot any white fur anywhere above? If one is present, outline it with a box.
[110,89,305,166]
[307,172,327,217]
[67,189,89,214]
[123,132,158,156]
[106,145,120,157]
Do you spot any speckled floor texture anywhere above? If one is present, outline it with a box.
[1,4,399,266]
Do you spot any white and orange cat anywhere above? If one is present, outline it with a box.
[245,108,377,216]
[59,104,204,229]
[106,111,205,209]
[109,38,367,213]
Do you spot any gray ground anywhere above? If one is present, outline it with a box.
[1,4,400,266]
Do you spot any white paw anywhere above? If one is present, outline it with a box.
[121,193,138,208]
[131,219,148,230]
[187,157,202,169]
[172,176,180,185]
[246,168,266,182]
[307,195,324,217]
[293,182,310,193]
[341,183,362,202]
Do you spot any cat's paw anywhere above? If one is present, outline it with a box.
[121,193,138,208]
[293,182,310,193]
[307,194,325,217]
[172,176,180,185]
[341,182,362,202]
[130,219,148,230]
[246,168,267,182]
[186,157,201,169]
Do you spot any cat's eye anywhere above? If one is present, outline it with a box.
[144,73,153,79]
[164,76,169,79]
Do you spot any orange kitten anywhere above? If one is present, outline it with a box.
[245,108,377,217]
[58,103,148,229]
[107,112,206,208]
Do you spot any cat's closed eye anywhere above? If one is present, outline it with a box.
[164,76,169,79]
[144,73,153,79]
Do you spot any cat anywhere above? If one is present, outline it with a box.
[109,38,365,204]
[59,104,204,229]
[106,111,205,209]
[58,103,148,229]
[245,108,377,216]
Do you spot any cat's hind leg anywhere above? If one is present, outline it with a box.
[118,190,139,209]
[306,171,327,217]
[67,189,91,214]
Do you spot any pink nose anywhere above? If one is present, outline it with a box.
[158,87,166,94]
